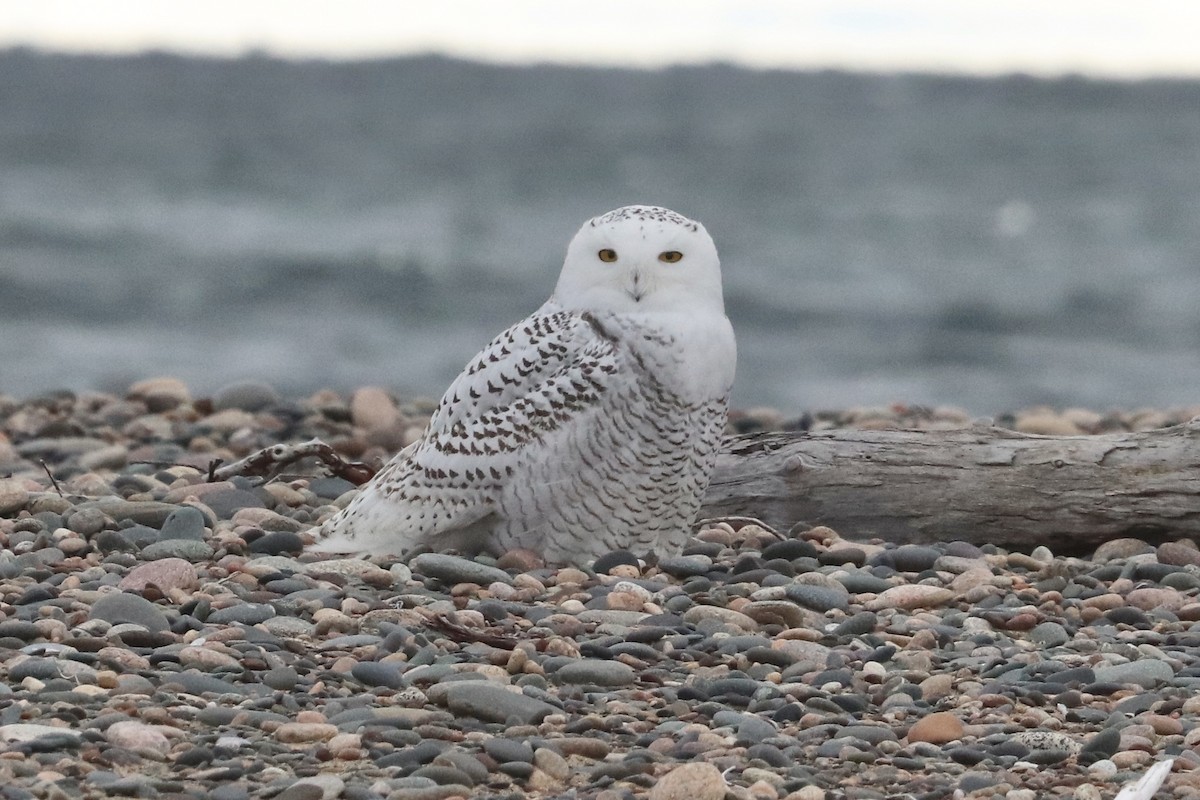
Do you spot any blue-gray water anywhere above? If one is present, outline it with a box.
[3,50,1199,413]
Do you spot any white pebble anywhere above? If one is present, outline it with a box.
[1030,545,1054,562]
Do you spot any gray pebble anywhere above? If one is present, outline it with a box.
[1162,572,1200,591]
[159,506,207,540]
[497,762,535,780]
[140,538,215,562]
[733,715,779,745]
[77,444,128,471]
[273,784,323,800]
[410,764,475,787]
[202,488,267,518]
[441,682,557,725]
[96,529,146,556]
[112,674,155,695]
[212,380,281,412]
[211,784,251,800]
[785,583,850,612]
[0,621,43,641]
[657,555,714,577]
[483,738,535,764]
[164,671,251,697]
[17,436,108,458]
[90,498,180,528]
[745,742,789,768]
[387,787,471,800]
[262,667,300,691]
[836,571,891,595]
[1080,726,1121,760]
[197,707,239,726]
[821,546,867,566]
[410,553,512,586]
[351,661,405,689]
[8,658,64,682]
[1092,659,1174,688]
[434,749,490,784]
[553,658,636,687]
[833,611,878,637]
[959,771,1000,793]
[206,603,276,625]
[0,558,22,580]
[249,530,305,555]
[90,592,170,633]
[882,545,942,572]
[66,506,109,536]
[309,477,357,500]
[837,724,899,744]
[1029,621,1069,648]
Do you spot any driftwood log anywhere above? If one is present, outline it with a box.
[701,419,1200,552]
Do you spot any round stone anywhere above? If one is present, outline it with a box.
[907,712,964,744]
[351,661,405,689]
[119,558,198,592]
[882,545,942,572]
[248,530,305,555]
[158,506,207,540]
[1092,660,1173,688]
[211,381,282,412]
[1029,621,1069,648]
[140,539,215,562]
[410,553,512,586]
[553,659,636,687]
[785,583,850,612]
[90,592,170,633]
[105,721,170,756]
[649,763,726,800]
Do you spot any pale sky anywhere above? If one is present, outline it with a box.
[3,0,1200,78]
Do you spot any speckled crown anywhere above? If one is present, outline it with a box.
[591,205,699,232]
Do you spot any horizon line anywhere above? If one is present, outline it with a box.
[6,44,1200,84]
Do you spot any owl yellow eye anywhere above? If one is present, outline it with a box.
[658,250,683,263]
[598,249,618,262]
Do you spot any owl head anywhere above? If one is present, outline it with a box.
[553,205,725,315]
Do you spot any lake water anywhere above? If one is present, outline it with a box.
[2,50,1199,414]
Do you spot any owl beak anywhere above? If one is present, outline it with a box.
[626,268,644,302]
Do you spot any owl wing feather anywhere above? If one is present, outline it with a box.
[315,303,624,555]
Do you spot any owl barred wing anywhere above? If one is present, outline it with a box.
[427,305,619,434]
[413,308,622,478]
[313,306,623,555]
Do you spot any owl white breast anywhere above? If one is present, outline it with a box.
[312,204,736,566]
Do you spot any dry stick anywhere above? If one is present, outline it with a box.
[424,614,529,651]
[39,460,63,497]
[207,438,377,485]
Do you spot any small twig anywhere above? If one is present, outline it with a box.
[425,613,533,651]
[208,438,377,485]
[40,460,63,497]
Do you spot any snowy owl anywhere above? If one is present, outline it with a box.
[312,205,736,566]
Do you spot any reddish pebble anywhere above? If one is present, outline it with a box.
[907,712,965,744]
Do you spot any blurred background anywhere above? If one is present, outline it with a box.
[2,1,1199,414]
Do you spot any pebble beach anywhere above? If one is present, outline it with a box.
[3,378,1200,800]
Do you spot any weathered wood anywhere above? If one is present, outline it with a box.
[701,419,1200,551]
